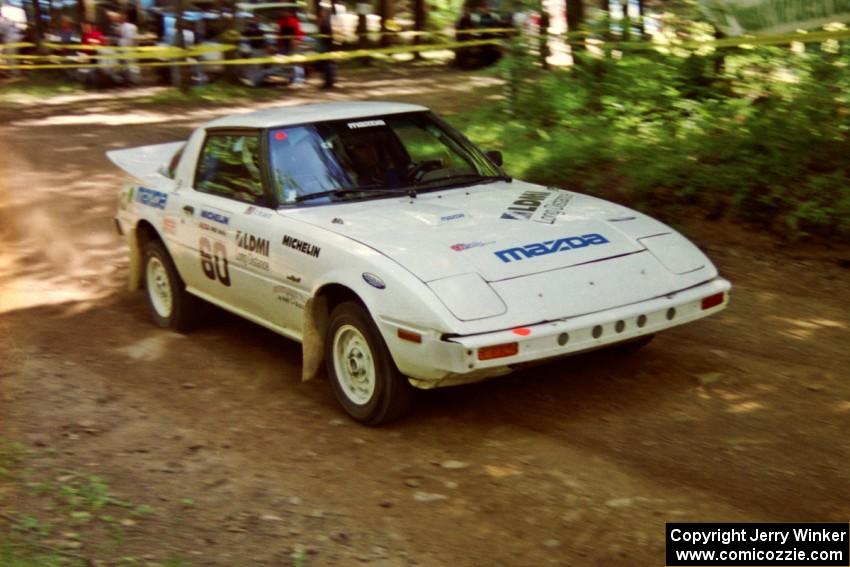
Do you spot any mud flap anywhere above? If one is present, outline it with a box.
[127,226,142,291]
[301,295,328,382]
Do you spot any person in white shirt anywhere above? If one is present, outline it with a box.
[115,11,138,83]
[170,20,208,88]
[1,14,22,76]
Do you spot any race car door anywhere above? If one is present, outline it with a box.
[177,130,275,313]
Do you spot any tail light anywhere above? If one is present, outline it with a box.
[478,342,519,360]
[701,292,725,310]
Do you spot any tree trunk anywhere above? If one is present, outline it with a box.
[620,0,630,41]
[30,0,46,53]
[379,0,392,47]
[76,0,85,34]
[566,0,584,52]
[412,0,425,58]
[218,0,240,84]
[174,0,190,92]
[597,0,609,40]
[636,0,645,37]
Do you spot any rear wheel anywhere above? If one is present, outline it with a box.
[143,239,199,332]
[326,301,413,425]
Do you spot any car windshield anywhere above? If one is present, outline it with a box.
[267,111,504,205]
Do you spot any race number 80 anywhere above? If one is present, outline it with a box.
[200,237,231,287]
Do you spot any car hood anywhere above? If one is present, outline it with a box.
[285,181,683,283]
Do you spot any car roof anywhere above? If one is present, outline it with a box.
[204,102,430,130]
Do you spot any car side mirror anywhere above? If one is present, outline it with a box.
[485,150,503,167]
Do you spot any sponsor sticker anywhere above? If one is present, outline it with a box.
[347,119,386,129]
[273,285,306,309]
[234,231,270,271]
[245,206,274,219]
[162,216,178,235]
[200,209,230,225]
[500,188,572,224]
[120,186,135,210]
[136,187,168,210]
[450,241,495,252]
[440,213,466,223]
[236,231,270,257]
[494,233,610,263]
[281,234,321,258]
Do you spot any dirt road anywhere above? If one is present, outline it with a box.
[1,67,849,566]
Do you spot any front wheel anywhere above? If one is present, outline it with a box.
[325,302,413,425]
[143,239,199,332]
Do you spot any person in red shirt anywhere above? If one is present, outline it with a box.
[276,8,303,53]
[81,21,105,46]
[78,21,110,87]
[276,8,305,84]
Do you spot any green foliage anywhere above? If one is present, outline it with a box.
[0,541,83,567]
[461,46,850,237]
[1,438,163,566]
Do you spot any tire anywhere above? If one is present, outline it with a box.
[325,301,414,425]
[143,239,199,332]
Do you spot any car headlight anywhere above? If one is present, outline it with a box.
[427,273,507,321]
[638,233,708,275]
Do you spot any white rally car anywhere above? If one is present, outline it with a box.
[109,102,730,424]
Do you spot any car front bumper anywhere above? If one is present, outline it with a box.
[390,277,731,388]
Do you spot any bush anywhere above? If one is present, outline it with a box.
[459,46,850,238]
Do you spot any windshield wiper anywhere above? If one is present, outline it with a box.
[294,186,399,203]
[414,173,510,191]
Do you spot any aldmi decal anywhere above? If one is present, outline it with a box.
[495,233,610,263]
[501,189,572,224]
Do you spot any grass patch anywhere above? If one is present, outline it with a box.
[0,75,84,105]
[1,438,179,566]
[139,82,287,106]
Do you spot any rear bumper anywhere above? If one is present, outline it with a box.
[400,277,731,388]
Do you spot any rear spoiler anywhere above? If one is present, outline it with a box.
[106,141,185,191]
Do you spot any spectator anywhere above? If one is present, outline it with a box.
[1,14,22,77]
[79,20,107,87]
[276,8,304,84]
[243,15,270,86]
[81,20,105,46]
[317,4,334,89]
[116,11,139,84]
[171,20,208,88]
[57,15,74,44]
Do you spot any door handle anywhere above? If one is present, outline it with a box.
[183,205,195,215]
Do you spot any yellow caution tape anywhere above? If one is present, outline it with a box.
[2,27,849,69]
[0,38,499,70]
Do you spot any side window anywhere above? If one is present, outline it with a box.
[195,133,266,204]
